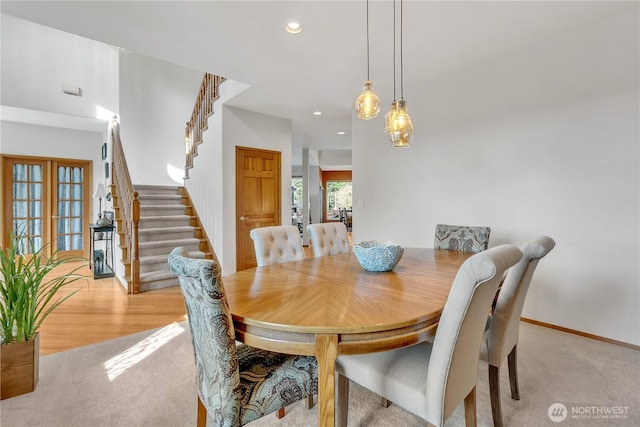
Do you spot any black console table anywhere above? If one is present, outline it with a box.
[89,223,115,279]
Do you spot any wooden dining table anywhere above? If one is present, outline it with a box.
[223,248,472,426]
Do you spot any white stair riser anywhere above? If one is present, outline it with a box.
[138,197,183,206]
[139,217,191,229]
[140,206,186,216]
[140,276,180,292]
[139,229,195,243]
[139,242,200,257]
[135,186,179,196]
[140,262,171,274]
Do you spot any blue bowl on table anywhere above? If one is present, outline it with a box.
[353,241,404,272]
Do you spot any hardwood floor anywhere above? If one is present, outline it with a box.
[40,233,352,356]
[38,262,186,356]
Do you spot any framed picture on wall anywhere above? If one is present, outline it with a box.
[104,162,110,178]
[101,142,107,160]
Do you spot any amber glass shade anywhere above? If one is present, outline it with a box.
[355,81,381,120]
[388,99,413,147]
[384,101,399,133]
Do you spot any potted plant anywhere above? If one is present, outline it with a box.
[0,229,85,399]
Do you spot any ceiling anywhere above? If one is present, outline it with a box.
[2,1,636,168]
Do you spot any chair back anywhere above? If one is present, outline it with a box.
[307,222,351,257]
[434,224,491,253]
[168,247,242,426]
[485,235,555,366]
[250,225,304,266]
[426,244,522,425]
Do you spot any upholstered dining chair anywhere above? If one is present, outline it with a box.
[480,235,555,427]
[335,244,522,427]
[168,247,318,426]
[434,224,491,253]
[307,222,351,257]
[248,225,314,414]
[250,225,304,267]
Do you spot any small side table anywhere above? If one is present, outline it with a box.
[89,223,115,279]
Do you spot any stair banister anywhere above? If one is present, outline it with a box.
[110,119,141,293]
[184,73,225,178]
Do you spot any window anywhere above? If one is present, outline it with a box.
[325,181,352,221]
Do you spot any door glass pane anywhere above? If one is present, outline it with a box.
[58,201,70,216]
[72,167,83,183]
[56,164,84,253]
[30,219,41,235]
[13,201,27,217]
[30,164,42,181]
[58,183,69,199]
[30,183,42,199]
[14,164,26,181]
[13,182,27,199]
[71,217,82,233]
[72,184,82,199]
[57,235,69,251]
[29,201,42,217]
[71,234,82,250]
[11,162,40,246]
[71,200,83,216]
[58,218,69,234]
[58,166,68,182]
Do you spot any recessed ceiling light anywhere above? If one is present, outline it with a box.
[313,111,322,116]
[285,22,303,34]
[336,131,346,135]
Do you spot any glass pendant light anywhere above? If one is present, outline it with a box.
[387,0,413,147]
[355,0,380,120]
[384,101,398,133]
[389,99,413,147]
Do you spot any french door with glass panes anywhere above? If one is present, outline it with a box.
[2,156,91,259]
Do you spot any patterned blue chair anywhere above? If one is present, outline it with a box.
[434,224,491,253]
[168,247,318,426]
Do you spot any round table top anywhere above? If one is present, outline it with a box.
[223,248,472,335]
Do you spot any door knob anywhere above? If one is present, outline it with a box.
[240,216,251,221]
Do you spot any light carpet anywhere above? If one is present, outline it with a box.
[1,322,638,427]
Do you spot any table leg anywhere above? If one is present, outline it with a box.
[316,334,338,427]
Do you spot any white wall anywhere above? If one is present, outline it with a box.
[1,14,118,120]
[118,52,202,185]
[353,10,639,345]
[184,80,250,276]
[187,100,293,276]
[219,106,292,275]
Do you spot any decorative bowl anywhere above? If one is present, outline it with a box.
[353,240,404,272]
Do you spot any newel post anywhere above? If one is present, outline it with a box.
[131,191,140,294]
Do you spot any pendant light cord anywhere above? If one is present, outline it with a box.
[393,0,397,102]
[400,0,404,100]
[366,0,370,81]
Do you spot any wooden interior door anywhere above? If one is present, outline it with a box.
[2,155,91,259]
[236,146,281,271]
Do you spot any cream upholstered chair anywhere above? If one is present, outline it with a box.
[250,225,304,267]
[248,225,314,414]
[307,222,351,257]
[335,245,522,427]
[434,224,491,253]
[168,247,318,426]
[480,235,555,427]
